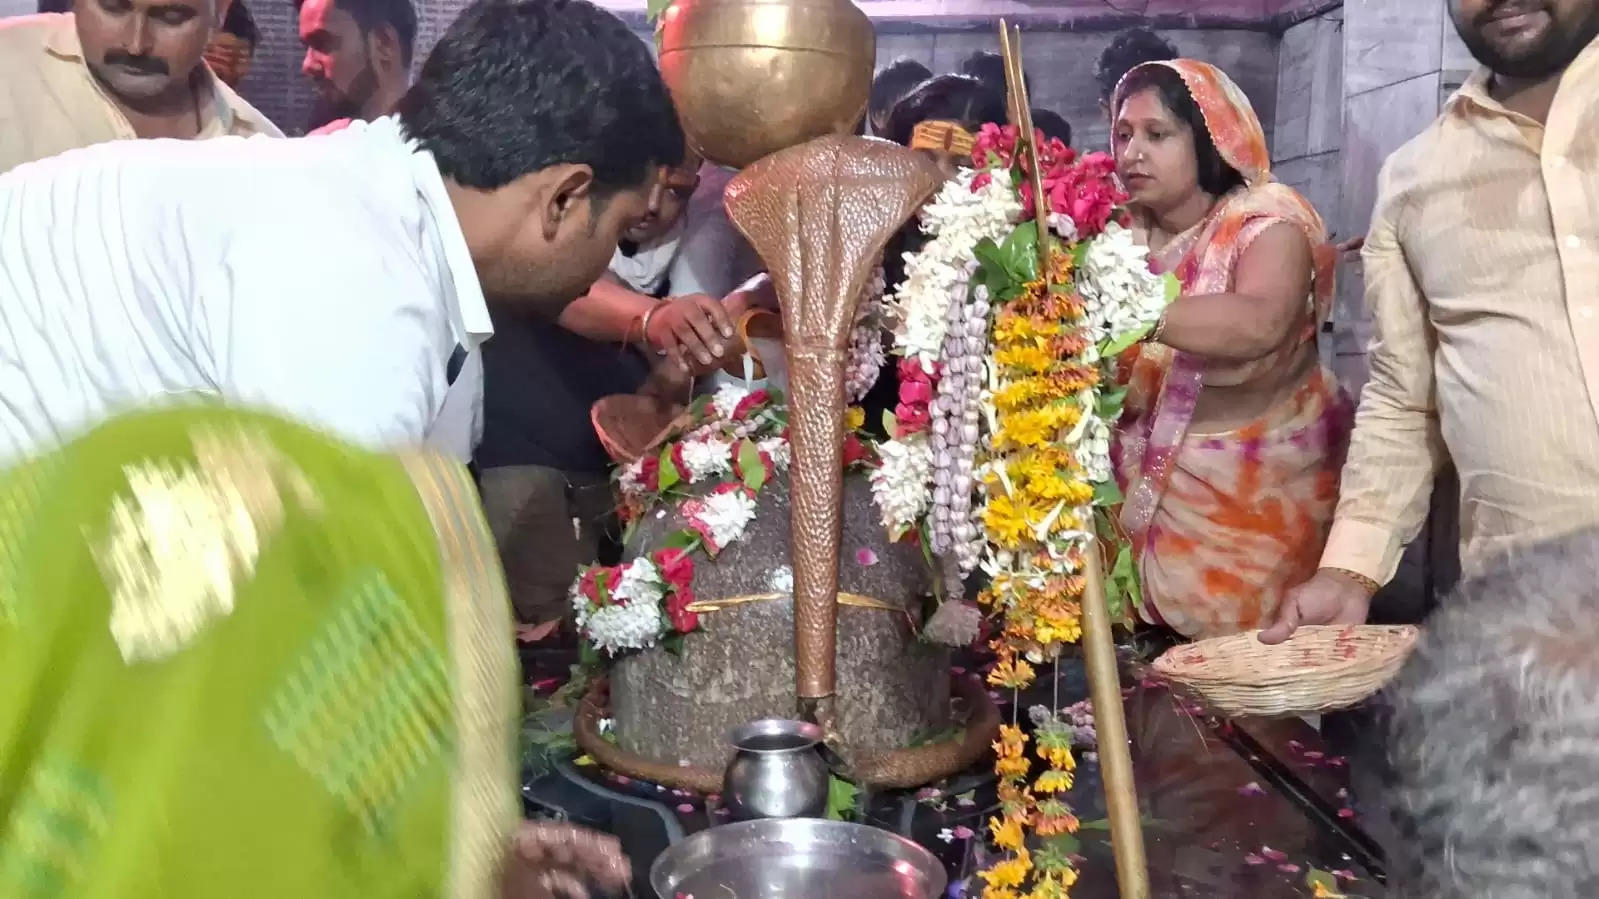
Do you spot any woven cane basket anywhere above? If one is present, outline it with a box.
[1151,625,1420,718]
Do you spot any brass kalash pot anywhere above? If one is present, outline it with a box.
[656,0,874,168]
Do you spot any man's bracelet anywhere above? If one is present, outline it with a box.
[638,300,669,356]
[1325,567,1381,595]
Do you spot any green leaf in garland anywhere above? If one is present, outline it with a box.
[645,0,672,21]
[1093,478,1124,506]
[657,444,681,491]
[1111,543,1142,613]
[737,439,767,491]
[1100,321,1154,358]
[973,237,1009,277]
[881,410,900,440]
[578,639,600,667]
[1003,220,1040,282]
[1095,383,1129,420]
[825,775,860,821]
[1163,270,1181,302]
[663,529,699,550]
[662,633,686,657]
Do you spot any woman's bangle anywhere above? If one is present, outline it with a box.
[1149,310,1168,344]
[638,300,669,356]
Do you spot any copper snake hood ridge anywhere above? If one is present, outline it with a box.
[724,135,943,734]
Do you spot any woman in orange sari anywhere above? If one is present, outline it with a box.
[1111,60,1353,639]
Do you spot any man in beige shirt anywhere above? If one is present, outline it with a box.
[1262,0,1599,642]
[0,2,279,175]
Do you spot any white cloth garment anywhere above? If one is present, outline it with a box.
[0,116,491,465]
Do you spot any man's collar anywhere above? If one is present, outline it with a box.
[42,11,82,58]
[1449,31,1599,119]
[393,117,493,348]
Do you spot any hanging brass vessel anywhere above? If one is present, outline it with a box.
[656,0,875,169]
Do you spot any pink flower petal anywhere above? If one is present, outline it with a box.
[953,825,975,840]
[1243,854,1265,866]
[1237,782,1266,797]
[855,547,879,566]
[676,803,695,813]
[1288,740,1304,752]
[1277,863,1301,874]
[1338,808,1356,819]
[1332,869,1358,881]
[1303,750,1325,761]
[1261,847,1288,862]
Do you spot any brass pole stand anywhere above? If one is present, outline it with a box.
[999,21,1150,898]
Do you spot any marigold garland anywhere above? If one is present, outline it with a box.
[877,122,1175,897]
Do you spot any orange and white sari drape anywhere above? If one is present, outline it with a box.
[1111,61,1353,638]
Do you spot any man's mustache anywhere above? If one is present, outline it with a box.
[102,51,169,75]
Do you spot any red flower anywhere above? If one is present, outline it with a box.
[898,377,934,406]
[731,389,771,421]
[653,547,700,632]
[841,433,870,468]
[894,401,931,434]
[638,455,661,492]
[669,442,688,478]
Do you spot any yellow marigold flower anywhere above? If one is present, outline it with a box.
[1039,741,1077,771]
[982,888,1021,899]
[997,754,1030,778]
[989,815,1028,852]
[1035,618,1082,646]
[980,854,1033,891]
[988,657,1037,689]
[844,406,865,431]
[994,344,1053,375]
[995,724,1028,757]
[1034,769,1075,794]
[1034,809,1079,837]
[984,496,1032,549]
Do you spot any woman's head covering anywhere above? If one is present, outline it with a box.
[1113,59,1270,188]
[1113,58,1333,325]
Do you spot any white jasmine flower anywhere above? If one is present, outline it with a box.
[711,383,751,419]
[756,436,791,471]
[1077,222,1170,343]
[869,436,933,533]
[678,438,733,482]
[692,488,758,550]
[584,600,665,655]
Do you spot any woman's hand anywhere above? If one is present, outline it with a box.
[502,821,631,899]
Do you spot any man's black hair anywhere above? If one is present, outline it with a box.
[293,0,419,67]
[223,0,260,45]
[959,50,1028,95]
[1115,64,1242,197]
[869,58,933,122]
[1095,26,1178,103]
[884,74,1007,148]
[1030,108,1071,147]
[396,0,685,194]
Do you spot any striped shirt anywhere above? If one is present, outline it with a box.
[1321,35,1599,583]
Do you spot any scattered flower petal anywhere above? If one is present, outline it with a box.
[1244,854,1265,866]
[1238,781,1266,797]
[855,547,879,566]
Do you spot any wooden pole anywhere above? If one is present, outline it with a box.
[998,21,1150,899]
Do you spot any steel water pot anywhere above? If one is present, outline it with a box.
[722,718,830,820]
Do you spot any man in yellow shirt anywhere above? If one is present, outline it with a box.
[1263,0,1599,642]
[0,0,280,175]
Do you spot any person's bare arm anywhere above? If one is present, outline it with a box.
[558,273,736,370]
[1154,221,1312,363]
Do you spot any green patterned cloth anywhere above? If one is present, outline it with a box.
[0,406,518,899]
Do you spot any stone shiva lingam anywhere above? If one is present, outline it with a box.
[570,0,998,794]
